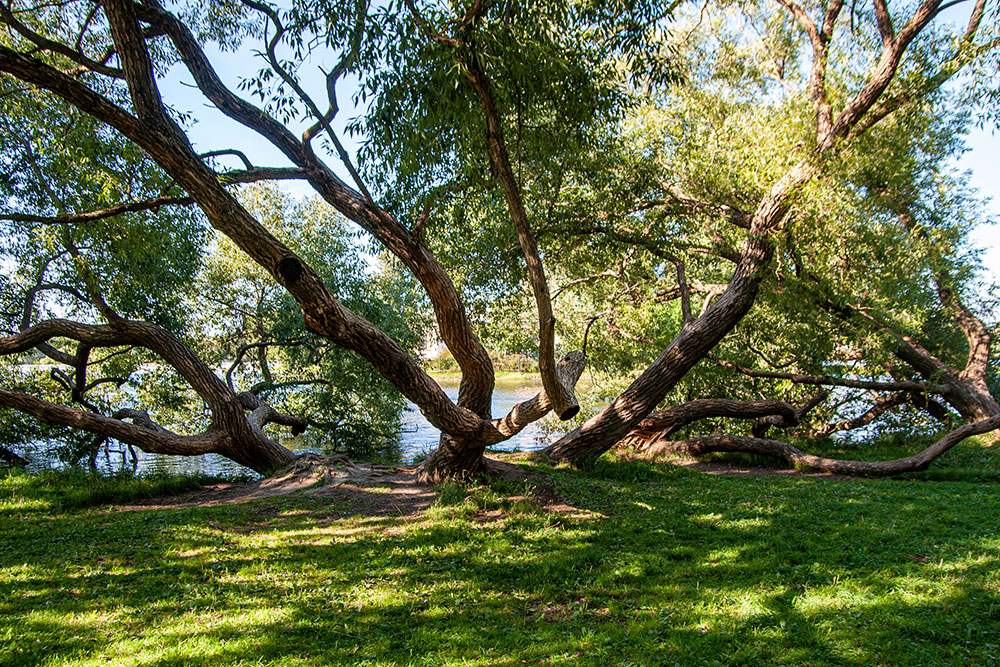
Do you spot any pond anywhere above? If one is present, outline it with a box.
[40,376,562,479]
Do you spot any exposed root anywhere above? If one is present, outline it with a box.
[269,453,415,490]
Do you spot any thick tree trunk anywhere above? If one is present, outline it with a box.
[421,434,490,483]
[895,339,1000,424]
[618,399,798,451]
[422,352,588,481]
[544,160,816,466]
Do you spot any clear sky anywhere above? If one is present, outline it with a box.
[161,39,1000,287]
[963,127,1000,284]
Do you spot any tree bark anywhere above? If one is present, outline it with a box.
[635,415,1000,476]
[618,398,798,451]
[543,160,816,465]
[422,352,587,481]
[0,319,297,474]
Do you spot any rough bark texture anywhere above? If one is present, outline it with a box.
[421,352,587,482]
[618,399,798,451]
[638,415,1000,476]
[0,319,296,474]
[543,161,815,465]
[0,0,989,479]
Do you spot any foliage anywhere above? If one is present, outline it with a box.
[191,184,426,460]
[0,0,998,475]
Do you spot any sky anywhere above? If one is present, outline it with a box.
[160,32,1000,288]
[962,127,1000,282]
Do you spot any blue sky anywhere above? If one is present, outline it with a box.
[161,41,1000,287]
[962,127,999,282]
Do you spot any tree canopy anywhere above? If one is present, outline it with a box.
[1,0,998,479]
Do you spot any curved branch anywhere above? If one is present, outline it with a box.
[637,415,1000,476]
[461,48,576,420]
[0,387,222,456]
[718,359,946,393]
[1,194,195,226]
[238,392,308,436]
[239,0,375,205]
[0,4,125,78]
[493,351,586,438]
[225,339,308,390]
[811,391,908,437]
[620,398,798,450]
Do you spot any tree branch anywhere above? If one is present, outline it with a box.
[636,415,1000,476]
[717,359,946,393]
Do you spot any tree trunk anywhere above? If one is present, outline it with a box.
[618,399,798,451]
[421,434,489,482]
[544,160,816,466]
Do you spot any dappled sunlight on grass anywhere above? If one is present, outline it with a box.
[3,462,1000,665]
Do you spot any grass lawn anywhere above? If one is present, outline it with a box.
[2,454,1000,666]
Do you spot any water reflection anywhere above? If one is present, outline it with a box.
[45,377,556,479]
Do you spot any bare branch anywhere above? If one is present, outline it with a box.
[225,339,309,390]
[239,0,375,205]
[0,4,125,78]
[1,194,195,225]
[812,391,908,436]
[717,359,947,393]
[201,149,254,170]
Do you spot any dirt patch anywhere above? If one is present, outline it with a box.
[115,454,434,517]
[112,453,581,520]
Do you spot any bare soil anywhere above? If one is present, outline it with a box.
[113,452,850,519]
[114,452,578,519]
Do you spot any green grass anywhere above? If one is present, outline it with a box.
[2,459,1000,666]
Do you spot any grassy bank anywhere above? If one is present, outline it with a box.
[2,459,1000,666]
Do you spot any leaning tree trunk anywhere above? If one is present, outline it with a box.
[543,159,816,466]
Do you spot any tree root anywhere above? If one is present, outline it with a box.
[267,453,412,491]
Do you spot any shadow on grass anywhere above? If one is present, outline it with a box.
[2,460,1000,666]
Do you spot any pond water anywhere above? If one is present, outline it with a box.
[49,377,559,479]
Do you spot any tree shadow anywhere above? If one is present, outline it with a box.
[3,462,1000,665]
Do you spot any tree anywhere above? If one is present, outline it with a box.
[194,184,425,460]
[1,0,997,480]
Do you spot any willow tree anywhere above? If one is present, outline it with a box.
[531,0,1000,471]
[1,0,997,479]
